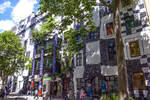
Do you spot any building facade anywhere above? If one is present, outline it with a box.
[72,0,150,99]
[13,12,46,93]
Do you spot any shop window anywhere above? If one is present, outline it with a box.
[76,53,82,66]
[92,77,100,96]
[104,76,118,93]
[106,22,114,35]
[133,72,146,90]
[129,40,141,57]
[76,78,85,89]
[108,42,116,60]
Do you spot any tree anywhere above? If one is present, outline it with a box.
[39,0,139,100]
[0,31,26,88]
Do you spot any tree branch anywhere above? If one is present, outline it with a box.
[99,0,113,9]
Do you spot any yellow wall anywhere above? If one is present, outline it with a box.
[144,0,150,24]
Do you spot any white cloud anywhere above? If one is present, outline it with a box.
[0,20,15,31]
[0,1,12,14]
[11,0,37,23]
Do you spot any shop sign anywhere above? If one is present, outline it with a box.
[43,77,51,81]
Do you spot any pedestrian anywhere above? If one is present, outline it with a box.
[34,88,38,100]
[43,90,48,100]
[88,84,92,97]
[57,82,61,98]
[76,88,80,100]
[80,88,86,100]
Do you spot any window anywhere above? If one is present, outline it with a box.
[30,39,33,45]
[108,42,116,60]
[129,40,141,57]
[24,40,28,51]
[133,72,146,90]
[124,15,135,34]
[76,53,82,66]
[36,60,40,70]
[44,58,52,68]
[45,41,49,49]
[36,45,41,54]
[26,51,30,58]
[76,78,85,89]
[86,27,99,40]
[106,22,114,35]
[104,76,118,93]
[77,35,81,43]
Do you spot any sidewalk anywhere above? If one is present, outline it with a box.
[7,95,65,100]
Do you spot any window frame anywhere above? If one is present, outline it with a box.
[133,72,146,90]
[108,41,116,61]
[129,40,141,57]
[106,22,114,36]
[76,53,82,66]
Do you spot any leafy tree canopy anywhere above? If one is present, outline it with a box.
[31,16,57,43]
[0,31,27,83]
[39,0,139,52]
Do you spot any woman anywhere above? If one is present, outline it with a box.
[80,88,86,100]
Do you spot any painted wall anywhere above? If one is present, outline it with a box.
[86,41,100,64]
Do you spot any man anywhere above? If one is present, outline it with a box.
[43,90,48,100]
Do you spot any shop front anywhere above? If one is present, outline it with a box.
[101,65,118,95]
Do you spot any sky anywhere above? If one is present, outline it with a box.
[0,0,40,33]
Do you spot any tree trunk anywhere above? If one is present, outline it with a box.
[113,0,130,100]
[1,77,6,89]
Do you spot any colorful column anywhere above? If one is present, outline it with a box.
[53,35,58,74]
[32,43,37,77]
[39,48,44,96]
[40,48,44,76]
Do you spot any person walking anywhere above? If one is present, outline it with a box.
[43,90,48,100]
[80,88,86,100]
[34,88,39,100]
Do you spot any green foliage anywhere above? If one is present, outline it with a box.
[101,94,137,100]
[0,31,27,81]
[39,0,97,53]
[31,16,57,42]
[26,58,33,70]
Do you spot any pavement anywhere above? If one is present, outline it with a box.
[4,95,65,100]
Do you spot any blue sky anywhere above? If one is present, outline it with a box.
[0,0,40,32]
